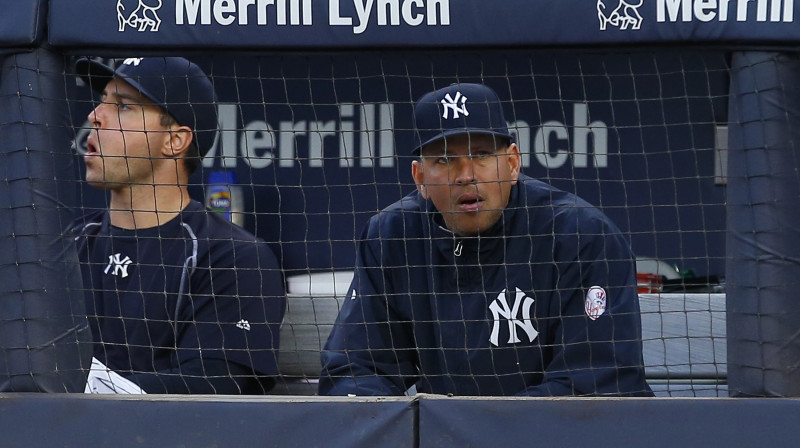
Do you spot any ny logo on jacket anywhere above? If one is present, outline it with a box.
[489,287,538,346]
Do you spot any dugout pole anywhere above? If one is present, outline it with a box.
[0,48,91,392]
[726,51,800,397]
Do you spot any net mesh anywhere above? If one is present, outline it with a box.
[8,49,731,396]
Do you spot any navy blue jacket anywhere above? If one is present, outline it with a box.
[320,175,652,397]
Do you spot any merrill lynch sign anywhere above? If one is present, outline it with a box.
[117,0,795,37]
[598,0,793,32]
[117,0,451,35]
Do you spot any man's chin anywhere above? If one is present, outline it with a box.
[447,219,488,237]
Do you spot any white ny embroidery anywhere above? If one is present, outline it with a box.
[104,253,133,278]
[440,92,469,119]
[489,287,538,346]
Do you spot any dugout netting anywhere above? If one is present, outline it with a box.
[2,48,744,397]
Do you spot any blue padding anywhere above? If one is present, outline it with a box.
[0,49,91,392]
[0,0,45,47]
[49,0,800,49]
[726,52,800,397]
[0,395,416,447]
[418,395,800,446]
[2,394,799,447]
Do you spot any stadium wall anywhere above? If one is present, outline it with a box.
[1,394,799,447]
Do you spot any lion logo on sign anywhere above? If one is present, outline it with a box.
[117,0,163,32]
[597,0,644,31]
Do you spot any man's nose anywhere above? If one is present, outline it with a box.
[452,157,476,184]
[87,102,105,126]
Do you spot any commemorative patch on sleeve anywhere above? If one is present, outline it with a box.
[585,286,607,320]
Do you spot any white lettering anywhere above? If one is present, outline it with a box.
[199,103,603,172]
[719,0,732,20]
[572,103,608,168]
[758,0,769,20]
[427,0,450,25]
[203,104,238,168]
[293,0,310,24]
[378,0,400,25]
[176,0,204,24]
[329,0,450,34]
[737,0,751,21]
[357,104,395,167]
[329,0,353,25]
[534,122,569,169]
[177,0,450,29]
[258,0,276,25]
[241,120,275,169]
[402,0,424,26]
[657,0,691,21]
[215,0,236,25]
[277,0,287,25]
[657,0,792,22]
[360,104,376,167]
[339,104,357,167]
[378,104,394,167]
[278,120,308,167]
[238,0,255,24]
[353,0,374,34]
[308,120,338,167]
[694,0,717,21]
[176,0,312,26]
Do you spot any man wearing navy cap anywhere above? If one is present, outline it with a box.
[319,83,652,397]
[70,57,285,394]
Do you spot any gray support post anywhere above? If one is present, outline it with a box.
[0,49,91,392]
[726,51,800,397]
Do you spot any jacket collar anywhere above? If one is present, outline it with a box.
[420,178,523,259]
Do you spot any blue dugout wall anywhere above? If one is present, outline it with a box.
[48,0,799,278]
[48,0,794,279]
[71,50,729,276]
[2,0,800,445]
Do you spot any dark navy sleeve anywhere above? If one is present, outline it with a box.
[318,221,418,396]
[521,213,653,397]
[176,237,286,383]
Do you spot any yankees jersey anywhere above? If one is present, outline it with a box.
[320,175,652,397]
[70,200,285,387]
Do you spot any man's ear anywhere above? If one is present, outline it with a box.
[507,143,521,185]
[161,125,194,159]
[411,160,429,199]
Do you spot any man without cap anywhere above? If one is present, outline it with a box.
[70,57,285,394]
[319,83,653,396]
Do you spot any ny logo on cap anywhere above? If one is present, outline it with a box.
[123,58,143,66]
[440,92,469,119]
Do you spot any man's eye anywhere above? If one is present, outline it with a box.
[435,157,449,165]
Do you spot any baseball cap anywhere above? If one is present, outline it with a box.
[411,83,513,155]
[75,57,219,158]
